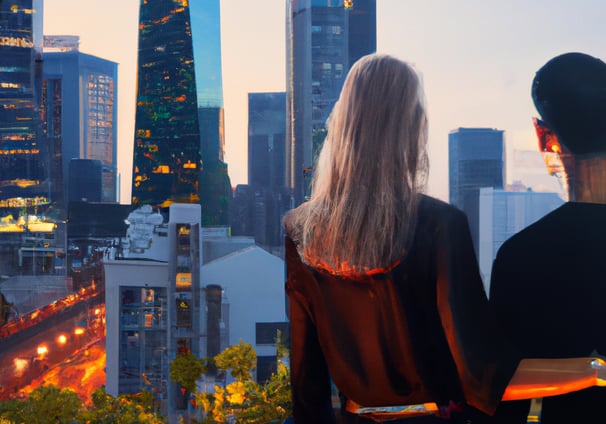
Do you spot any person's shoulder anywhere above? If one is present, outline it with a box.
[282,209,295,238]
[498,203,568,254]
[418,194,468,225]
[283,206,306,241]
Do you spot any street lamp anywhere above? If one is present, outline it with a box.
[37,345,48,358]
[57,334,67,345]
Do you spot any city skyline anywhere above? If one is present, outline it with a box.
[43,0,606,203]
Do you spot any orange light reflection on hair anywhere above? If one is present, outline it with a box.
[304,253,401,279]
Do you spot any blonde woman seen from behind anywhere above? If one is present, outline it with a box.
[284,54,606,424]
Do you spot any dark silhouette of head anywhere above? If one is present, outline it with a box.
[532,52,606,155]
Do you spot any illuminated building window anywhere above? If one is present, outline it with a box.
[153,165,170,174]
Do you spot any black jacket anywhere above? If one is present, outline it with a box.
[490,202,606,423]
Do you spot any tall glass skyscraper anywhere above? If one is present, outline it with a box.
[132,0,231,225]
[286,0,376,206]
[43,37,118,204]
[449,127,505,256]
[0,0,45,209]
[131,0,201,209]
[190,0,231,226]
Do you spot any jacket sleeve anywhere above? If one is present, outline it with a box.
[285,237,336,424]
[435,209,521,415]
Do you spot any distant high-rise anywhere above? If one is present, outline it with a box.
[449,127,505,255]
[286,0,376,206]
[0,0,45,209]
[230,92,289,251]
[68,159,103,203]
[42,37,118,204]
[248,92,286,188]
[132,0,231,225]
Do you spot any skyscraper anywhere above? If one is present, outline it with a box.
[286,0,376,206]
[449,127,505,256]
[132,0,231,225]
[190,0,231,226]
[131,0,201,210]
[230,92,290,251]
[248,92,286,188]
[43,36,118,204]
[0,0,45,209]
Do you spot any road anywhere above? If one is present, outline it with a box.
[0,298,104,400]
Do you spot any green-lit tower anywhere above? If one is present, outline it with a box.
[132,0,231,225]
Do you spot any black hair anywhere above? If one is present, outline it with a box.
[532,52,606,155]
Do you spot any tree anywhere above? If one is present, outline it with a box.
[0,385,82,424]
[188,335,292,424]
[214,340,256,382]
[79,387,165,424]
[169,352,208,394]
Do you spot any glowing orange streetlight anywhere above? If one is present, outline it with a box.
[74,327,85,336]
[37,345,48,357]
[57,334,67,345]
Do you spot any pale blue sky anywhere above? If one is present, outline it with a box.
[43,1,605,203]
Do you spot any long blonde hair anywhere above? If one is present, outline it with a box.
[285,54,429,275]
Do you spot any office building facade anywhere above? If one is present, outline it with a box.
[190,0,231,226]
[0,0,45,209]
[132,0,231,225]
[248,92,286,188]
[131,1,201,209]
[105,203,288,419]
[230,184,291,253]
[286,0,376,206]
[105,204,205,420]
[230,92,290,251]
[448,127,505,255]
[42,37,118,204]
[68,159,103,203]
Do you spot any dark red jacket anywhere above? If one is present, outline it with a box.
[286,195,520,423]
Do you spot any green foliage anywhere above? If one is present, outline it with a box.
[169,352,208,393]
[0,398,27,424]
[79,387,165,424]
[214,340,256,382]
[0,385,82,424]
[192,334,292,423]
[0,386,164,424]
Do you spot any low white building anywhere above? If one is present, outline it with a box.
[105,205,287,411]
[202,245,287,382]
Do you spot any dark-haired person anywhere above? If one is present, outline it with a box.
[490,52,606,423]
[284,53,606,424]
